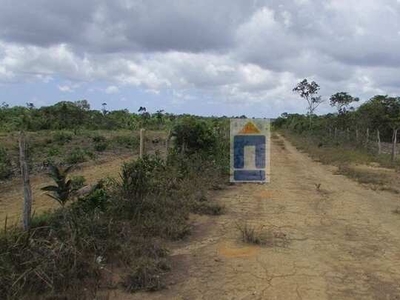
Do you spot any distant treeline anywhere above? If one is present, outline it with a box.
[0,100,245,132]
[0,100,175,131]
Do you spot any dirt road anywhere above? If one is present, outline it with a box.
[115,135,400,299]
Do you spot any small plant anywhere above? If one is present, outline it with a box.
[315,183,321,190]
[236,222,288,247]
[65,148,87,164]
[94,141,108,152]
[71,175,86,191]
[41,164,74,206]
[92,135,106,143]
[47,145,61,156]
[75,185,109,212]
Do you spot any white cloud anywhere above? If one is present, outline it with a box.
[58,85,73,92]
[105,85,119,94]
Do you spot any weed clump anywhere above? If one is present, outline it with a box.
[236,223,288,247]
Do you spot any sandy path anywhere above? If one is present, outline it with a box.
[112,135,400,299]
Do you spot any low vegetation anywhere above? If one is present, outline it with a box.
[0,117,229,299]
[274,80,400,195]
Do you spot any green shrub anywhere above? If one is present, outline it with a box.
[74,187,110,213]
[71,175,86,191]
[120,155,166,199]
[92,135,106,143]
[53,131,73,144]
[94,141,108,152]
[85,150,96,160]
[47,145,61,156]
[113,135,139,148]
[172,117,217,155]
[0,147,12,180]
[65,148,87,164]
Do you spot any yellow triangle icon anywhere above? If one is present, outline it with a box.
[239,122,260,134]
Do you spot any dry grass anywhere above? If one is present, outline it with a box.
[236,222,288,247]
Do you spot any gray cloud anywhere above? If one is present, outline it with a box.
[1,0,400,115]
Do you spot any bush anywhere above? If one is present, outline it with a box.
[53,131,73,144]
[113,135,139,148]
[73,188,110,213]
[47,145,61,156]
[0,147,12,180]
[172,117,217,155]
[65,148,87,164]
[92,135,106,143]
[120,155,166,199]
[94,142,108,152]
[71,175,86,191]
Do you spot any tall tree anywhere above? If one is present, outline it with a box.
[293,79,323,127]
[329,92,359,114]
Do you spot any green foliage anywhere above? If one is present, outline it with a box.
[41,165,74,206]
[65,148,87,164]
[94,141,108,152]
[0,147,12,180]
[0,119,230,299]
[92,135,106,143]
[329,92,359,114]
[171,117,217,154]
[47,145,61,157]
[120,155,166,199]
[53,131,73,144]
[70,175,86,191]
[112,135,139,148]
[293,79,323,119]
[74,186,110,212]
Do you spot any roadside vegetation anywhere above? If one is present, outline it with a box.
[0,105,230,299]
[274,79,400,193]
[0,101,229,180]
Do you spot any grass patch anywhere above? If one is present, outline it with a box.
[236,223,288,247]
[335,165,389,185]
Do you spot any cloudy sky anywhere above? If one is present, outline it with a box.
[1,0,400,117]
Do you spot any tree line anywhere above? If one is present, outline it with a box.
[0,100,190,131]
[275,79,400,161]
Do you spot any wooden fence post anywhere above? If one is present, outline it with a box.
[165,129,171,159]
[19,132,32,231]
[139,128,145,158]
[377,129,381,155]
[392,128,398,162]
